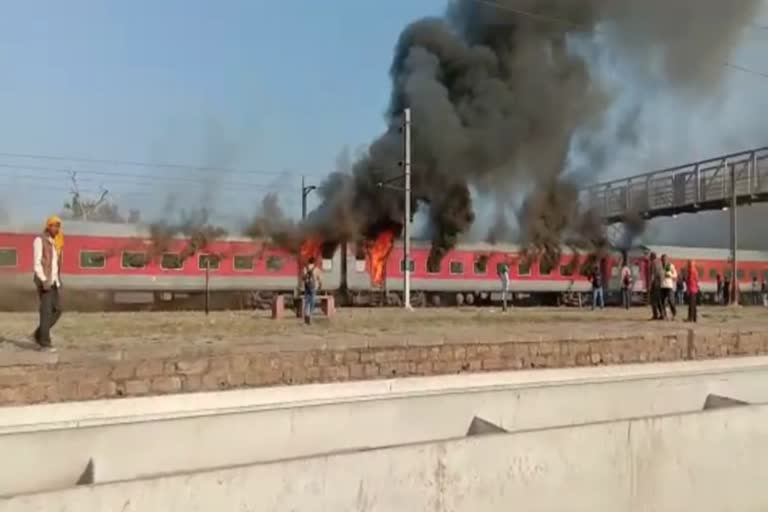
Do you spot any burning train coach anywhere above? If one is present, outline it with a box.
[1,221,767,309]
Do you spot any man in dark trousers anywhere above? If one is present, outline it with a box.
[33,215,64,351]
[686,260,700,322]
[649,252,665,320]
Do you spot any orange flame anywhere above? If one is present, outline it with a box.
[368,230,395,287]
[299,237,323,265]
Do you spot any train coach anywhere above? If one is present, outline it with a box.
[1,221,767,309]
[0,221,340,309]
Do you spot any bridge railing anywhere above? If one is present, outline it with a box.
[584,147,768,221]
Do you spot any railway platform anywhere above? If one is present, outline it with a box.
[1,307,767,406]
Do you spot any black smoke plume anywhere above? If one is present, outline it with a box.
[149,208,227,261]
[304,0,760,260]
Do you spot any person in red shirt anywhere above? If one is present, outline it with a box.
[686,260,700,322]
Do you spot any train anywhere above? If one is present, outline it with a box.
[1,220,767,310]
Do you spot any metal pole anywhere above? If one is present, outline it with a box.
[204,257,210,315]
[301,175,307,220]
[730,160,738,305]
[403,108,412,310]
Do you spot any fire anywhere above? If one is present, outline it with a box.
[299,237,322,265]
[368,230,395,287]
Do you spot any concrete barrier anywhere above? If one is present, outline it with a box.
[3,357,768,497]
[6,404,768,512]
[5,356,768,432]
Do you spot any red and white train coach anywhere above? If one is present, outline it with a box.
[0,221,339,308]
[1,221,767,308]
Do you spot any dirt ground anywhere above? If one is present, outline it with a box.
[1,306,766,354]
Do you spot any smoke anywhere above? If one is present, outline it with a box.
[304,0,761,260]
[148,208,227,260]
[242,193,302,253]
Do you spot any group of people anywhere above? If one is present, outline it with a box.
[716,274,767,307]
[588,253,700,322]
[647,252,699,322]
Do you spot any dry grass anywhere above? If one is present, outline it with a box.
[0,306,764,352]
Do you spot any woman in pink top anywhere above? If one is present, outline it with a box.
[686,260,699,323]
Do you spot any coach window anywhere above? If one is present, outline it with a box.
[233,255,254,271]
[80,251,106,269]
[539,258,554,276]
[0,248,17,267]
[161,253,183,270]
[199,254,220,271]
[518,260,531,276]
[473,258,488,275]
[121,252,147,269]
[266,255,284,272]
[449,261,464,275]
[400,259,415,273]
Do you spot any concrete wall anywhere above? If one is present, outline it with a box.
[5,404,768,512]
[2,358,768,496]
[3,324,768,406]
[5,356,768,431]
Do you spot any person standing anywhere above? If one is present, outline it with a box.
[686,260,699,323]
[591,264,604,310]
[649,252,665,320]
[661,254,677,320]
[716,274,723,305]
[498,261,510,312]
[302,257,321,325]
[751,277,760,306]
[675,276,683,306]
[620,260,632,310]
[33,215,64,351]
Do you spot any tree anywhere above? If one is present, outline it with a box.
[61,171,139,223]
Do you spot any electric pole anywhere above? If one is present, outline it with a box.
[403,108,412,310]
[301,176,316,220]
[729,159,739,305]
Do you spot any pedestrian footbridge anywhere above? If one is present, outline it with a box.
[584,147,768,224]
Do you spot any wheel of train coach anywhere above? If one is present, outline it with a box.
[430,294,441,307]
[465,293,475,306]
[455,293,464,306]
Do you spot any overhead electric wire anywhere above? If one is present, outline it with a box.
[0,151,297,177]
[0,180,292,204]
[0,162,295,190]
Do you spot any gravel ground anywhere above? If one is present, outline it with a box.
[1,306,765,353]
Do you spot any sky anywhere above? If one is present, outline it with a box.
[0,0,444,222]
[1,0,767,247]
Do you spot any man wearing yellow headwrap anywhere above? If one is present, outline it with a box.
[32,215,64,351]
